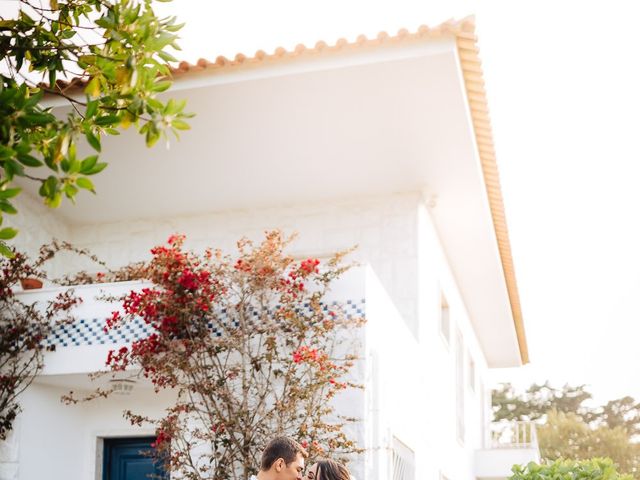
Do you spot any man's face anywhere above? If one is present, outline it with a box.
[274,453,305,480]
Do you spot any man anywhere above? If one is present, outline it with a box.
[250,436,308,480]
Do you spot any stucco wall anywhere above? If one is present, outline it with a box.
[414,201,489,480]
[6,192,494,480]
[358,202,490,480]
[15,192,420,334]
[9,383,176,480]
[11,194,71,278]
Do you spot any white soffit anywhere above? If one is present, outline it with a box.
[24,19,527,367]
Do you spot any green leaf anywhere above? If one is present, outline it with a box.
[84,162,108,176]
[78,55,97,66]
[45,192,62,208]
[147,98,164,110]
[17,153,43,167]
[0,241,14,258]
[63,183,78,199]
[42,176,58,198]
[165,22,185,33]
[0,188,21,200]
[76,177,95,193]
[21,113,54,126]
[80,155,98,174]
[68,158,81,174]
[145,129,160,147]
[0,145,15,160]
[151,80,172,92]
[85,77,101,98]
[0,201,17,215]
[157,51,178,63]
[85,130,101,152]
[4,160,24,180]
[0,227,18,240]
[86,100,98,118]
[24,89,44,108]
[95,115,119,127]
[172,119,190,131]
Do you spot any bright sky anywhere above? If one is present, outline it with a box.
[2,0,639,403]
[155,0,640,403]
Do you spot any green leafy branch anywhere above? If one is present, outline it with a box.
[0,0,193,256]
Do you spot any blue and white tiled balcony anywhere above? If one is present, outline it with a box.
[15,271,368,379]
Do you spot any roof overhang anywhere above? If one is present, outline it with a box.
[30,18,528,366]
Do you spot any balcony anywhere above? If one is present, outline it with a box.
[475,421,541,480]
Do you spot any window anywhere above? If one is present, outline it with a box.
[392,437,415,480]
[439,293,450,346]
[468,353,476,392]
[455,329,465,443]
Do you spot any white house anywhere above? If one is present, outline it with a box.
[2,17,538,480]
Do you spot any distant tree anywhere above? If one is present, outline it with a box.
[492,382,592,422]
[538,411,640,477]
[587,397,640,437]
[492,382,640,436]
[493,383,640,479]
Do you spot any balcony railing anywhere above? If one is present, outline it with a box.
[490,421,538,450]
[476,421,541,479]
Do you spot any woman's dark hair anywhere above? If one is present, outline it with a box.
[316,459,350,480]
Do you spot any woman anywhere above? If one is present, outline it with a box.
[306,459,351,480]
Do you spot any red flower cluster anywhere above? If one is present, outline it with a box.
[151,429,172,449]
[105,346,129,370]
[166,234,185,246]
[300,258,320,274]
[104,235,225,383]
[177,268,211,292]
[234,258,251,272]
[298,439,323,453]
[280,276,305,296]
[211,422,225,433]
[130,333,161,358]
[104,311,122,332]
[292,345,320,363]
[328,378,348,390]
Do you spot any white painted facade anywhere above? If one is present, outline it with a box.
[1,22,536,480]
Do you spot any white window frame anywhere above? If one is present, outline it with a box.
[439,292,450,347]
[455,328,465,444]
[468,351,476,393]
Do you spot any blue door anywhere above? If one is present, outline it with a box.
[103,437,167,480]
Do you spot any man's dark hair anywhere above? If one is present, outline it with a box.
[260,436,308,470]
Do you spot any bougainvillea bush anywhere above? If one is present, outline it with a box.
[81,231,363,479]
[0,246,81,440]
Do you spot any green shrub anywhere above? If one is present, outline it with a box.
[511,459,633,480]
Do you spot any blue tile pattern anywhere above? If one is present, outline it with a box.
[46,299,366,347]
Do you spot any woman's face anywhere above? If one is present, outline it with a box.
[306,463,319,480]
